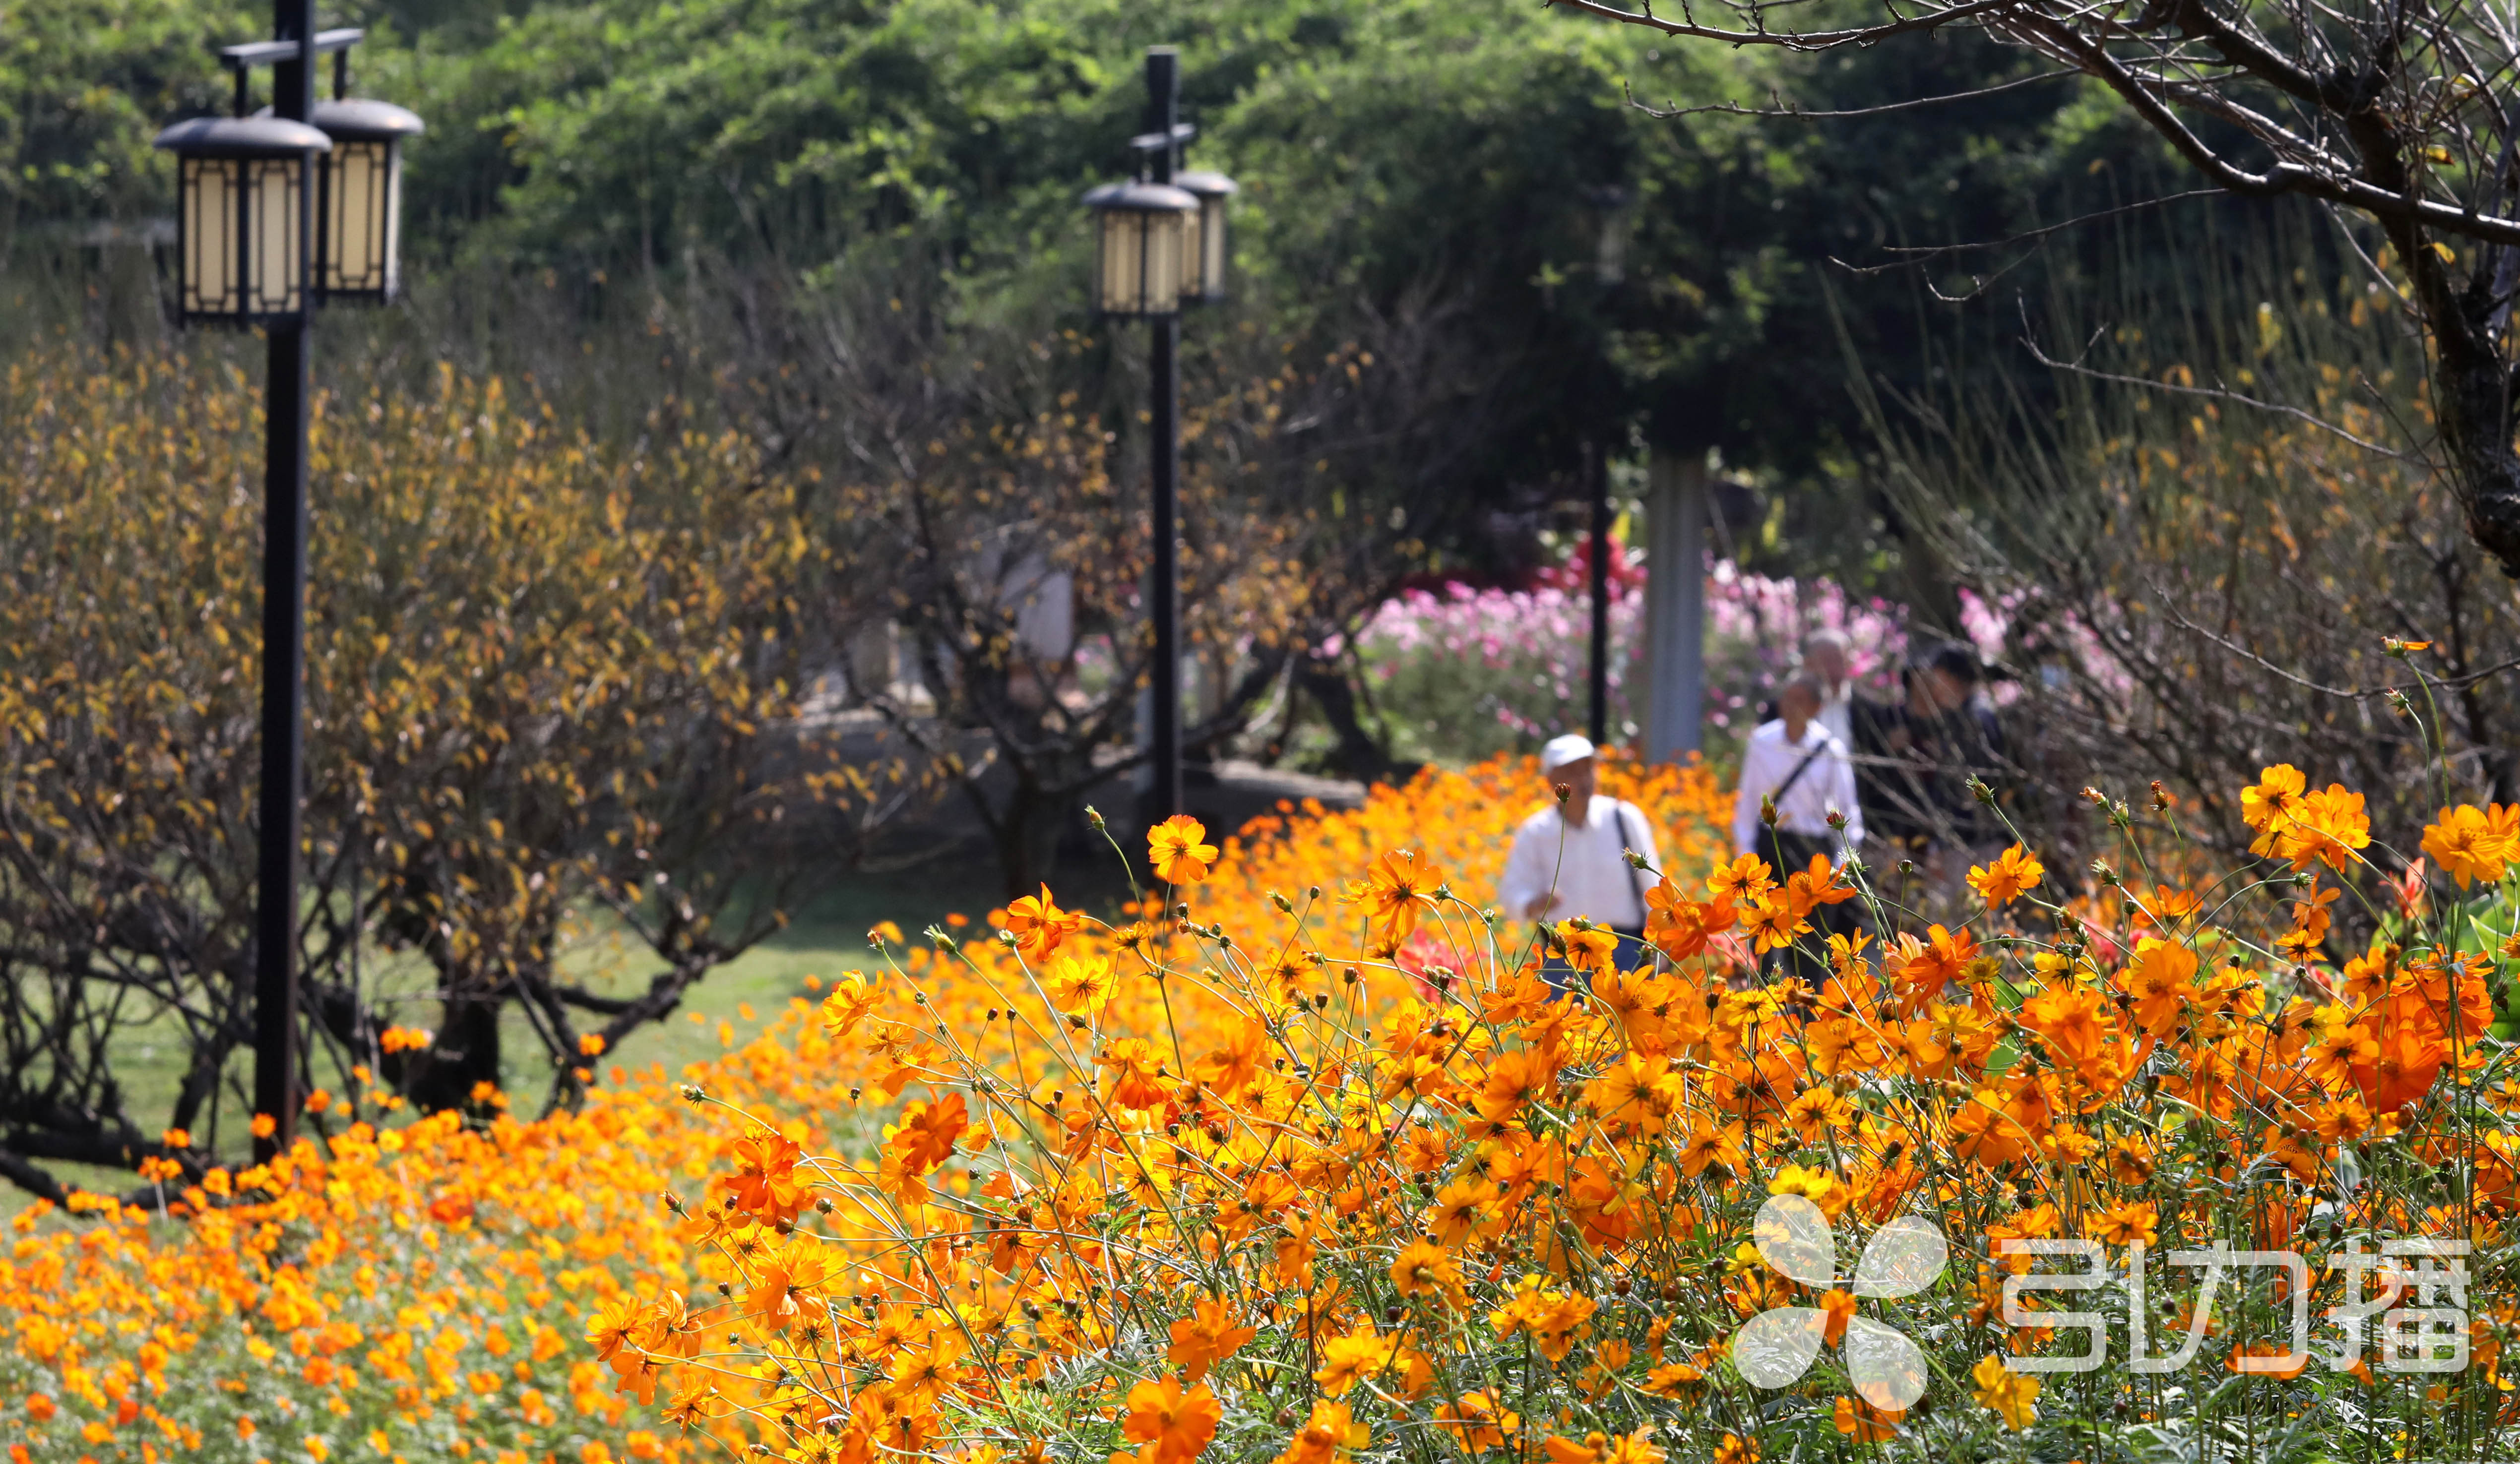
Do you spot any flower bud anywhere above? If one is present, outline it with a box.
[1084,805,1106,832]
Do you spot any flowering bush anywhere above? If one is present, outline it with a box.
[1350,562,1909,764]
[0,1093,717,1464]
[606,740,2520,1463]
[0,756,1721,1464]
[19,740,2520,1464]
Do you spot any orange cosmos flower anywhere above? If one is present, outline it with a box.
[1472,1048,1551,1124]
[745,1237,834,1333]
[1426,1177,1506,1245]
[726,1130,809,1225]
[888,1093,968,1173]
[1782,853,1855,915]
[2353,996,2448,1113]
[1586,1054,1683,1137]
[1166,1296,1259,1382]
[2240,763,2308,837]
[1312,1323,1399,1397]
[1891,924,1976,1010]
[1274,1401,1368,1464]
[1388,1238,1469,1310]
[1966,844,2043,907]
[1676,1118,1747,1178]
[2120,937,2200,1037]
[586,1290,642,1365]
[890,1328,971,1407]
[1545,1430,1659,1464]
[1344,848,1445,946]
[2423,803,2520,887]
[1191,1019,1268,1098]
[1436,1392,1520,1453]
[1832,1396,1903,1442]
[819,974,882,1038]
[2089,1200,2159,1247]
[1554,921,1621,974]
[1148,816,1219,884]
[2289,783,2373,871]
[1646,880,1735,961]
[1005,884,1083,959]
[1097,1037,1171,1109]
[1741,895,1809,954]
[1707,853,1774,902]
[1121,1375,1222,1464]
[2252,776,2371,871]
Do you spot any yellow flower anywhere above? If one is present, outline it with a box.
[1311,1323,1397,1397]
[1045,952,1119,1014]
[1970,1353,2039,1430]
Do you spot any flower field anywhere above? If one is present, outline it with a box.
[13,748,2520,1463]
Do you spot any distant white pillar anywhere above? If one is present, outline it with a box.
[1640,447,1705,764]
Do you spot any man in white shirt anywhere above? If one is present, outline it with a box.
[1732,674,1866,981]
[1732,672,1865,869]
[1498,734,1664,984]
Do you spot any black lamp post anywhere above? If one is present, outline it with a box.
[152,5,421,1163]
[1083,48,1233,821]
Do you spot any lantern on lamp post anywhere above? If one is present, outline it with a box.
[1082,47,1235,822]
[155,115,330,326]
[1083,179,1196,318]
[311,98,424,304]
[150,13,422,1164]
[1173,170,1237,305]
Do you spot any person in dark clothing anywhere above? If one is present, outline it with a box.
[1876,641,2010,912]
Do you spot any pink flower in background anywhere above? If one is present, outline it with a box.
[1352,557,1909,761]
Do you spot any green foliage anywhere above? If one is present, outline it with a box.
[0,0,2216,558]
[0,0,250,239]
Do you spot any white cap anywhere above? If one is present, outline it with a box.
[1540,733,1596,771]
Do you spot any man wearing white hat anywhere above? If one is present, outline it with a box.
[1498,734,1663,983]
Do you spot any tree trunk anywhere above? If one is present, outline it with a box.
[406,990,502,1113]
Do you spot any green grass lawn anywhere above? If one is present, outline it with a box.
[0,848,1137,1216]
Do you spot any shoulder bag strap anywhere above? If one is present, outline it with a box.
[1613,801,1652,928]
[1772,739,1827,804]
